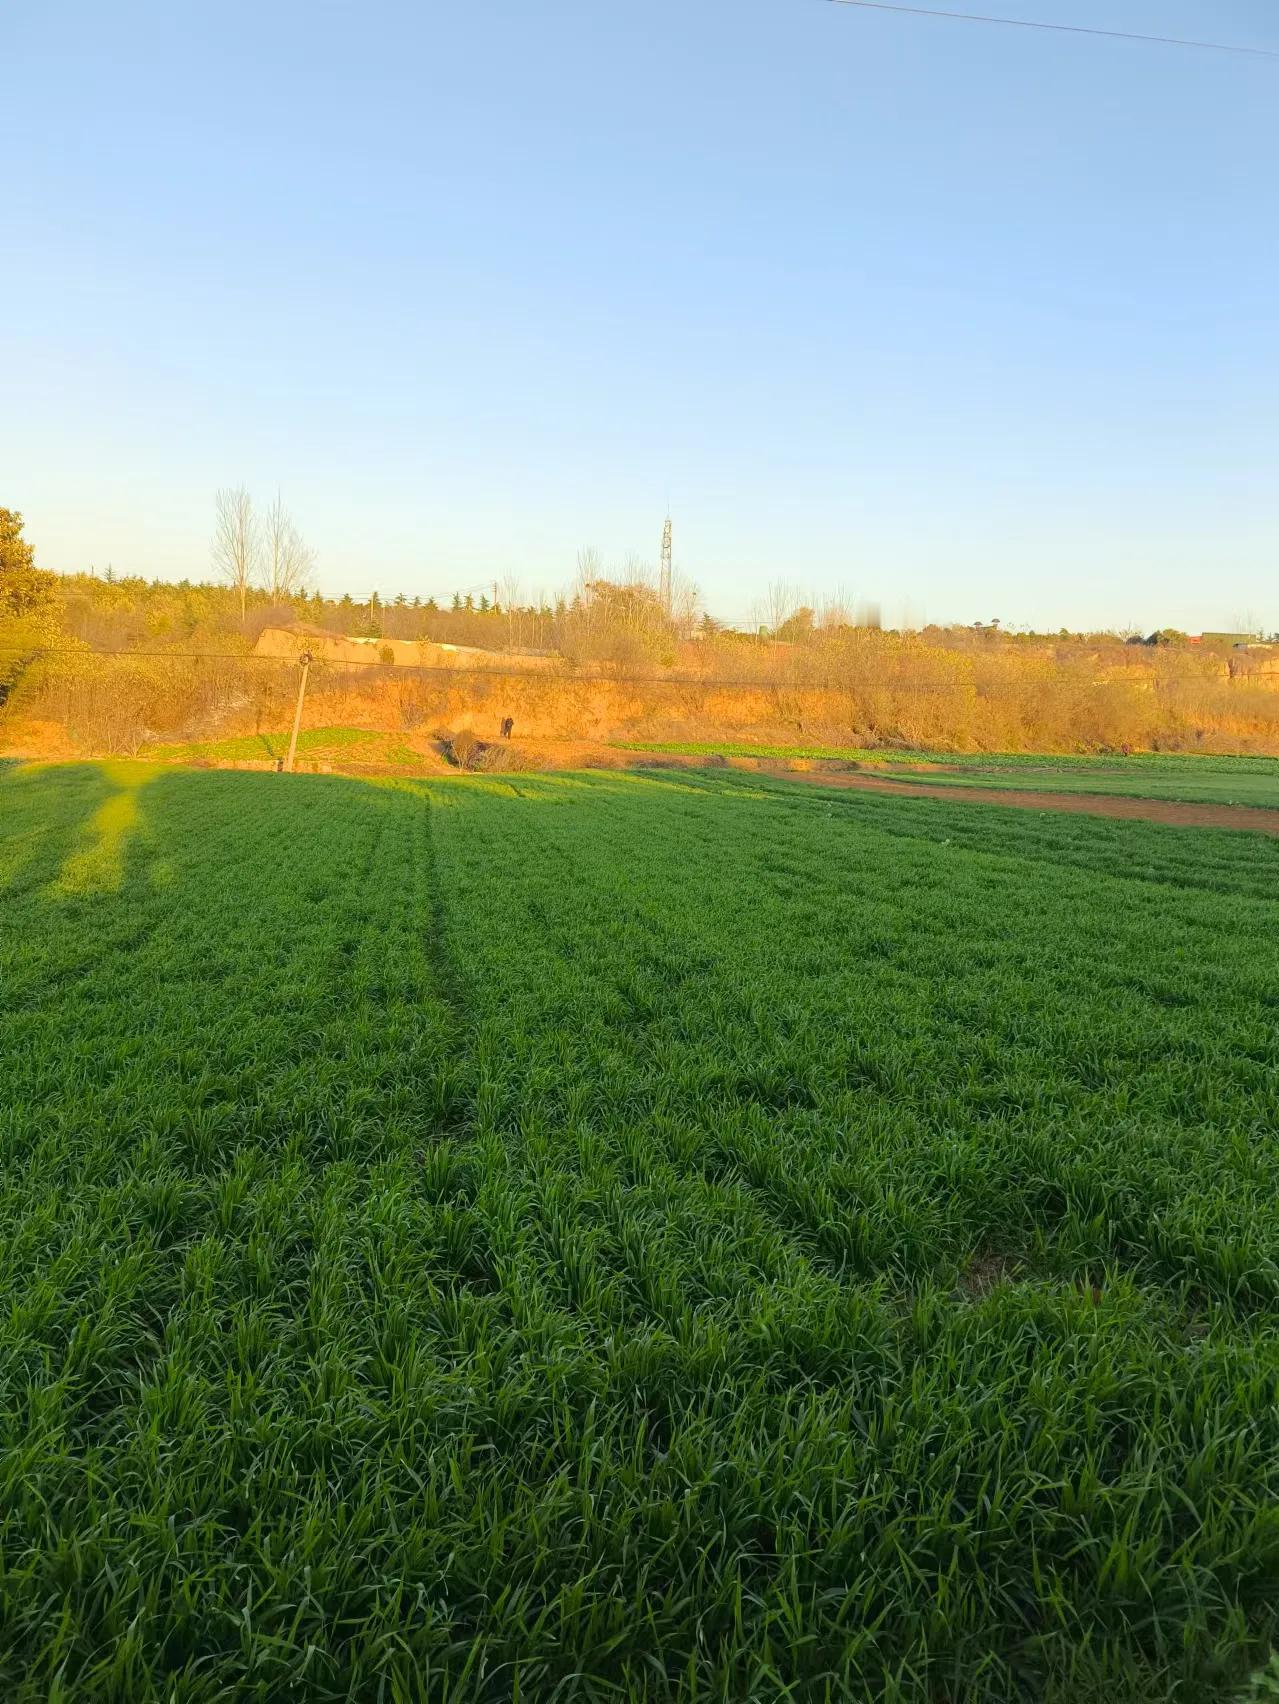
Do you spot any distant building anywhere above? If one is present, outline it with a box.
[252,623,554,673]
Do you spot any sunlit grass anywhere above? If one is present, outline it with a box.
[2,762,1278,1700]
[880,763,1279,809]
[614,737,888,761]
[619,741,1279,807]
[147,724,427,766]
[47,760,160,894]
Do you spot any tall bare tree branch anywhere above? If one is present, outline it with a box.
[262,491,314,604]
[212,487,259,626]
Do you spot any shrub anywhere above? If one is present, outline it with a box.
[447,728,484,769]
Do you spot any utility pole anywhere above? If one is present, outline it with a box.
[283,651,312,774]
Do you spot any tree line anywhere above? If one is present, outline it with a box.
[4,502,1279,758]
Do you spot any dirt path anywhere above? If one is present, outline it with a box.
[759,766,1279,837]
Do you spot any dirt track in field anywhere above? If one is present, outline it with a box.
[759,767,1279,837]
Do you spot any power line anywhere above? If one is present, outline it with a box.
[0,642,1262,692]
[827,0,1279,60]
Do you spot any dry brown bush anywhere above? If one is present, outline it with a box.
[446,728,484,769]
[8,619,1279,759]
[474,742,539,773]
[10,650,272,755]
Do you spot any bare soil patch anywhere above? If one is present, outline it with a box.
[761,766,1279,837]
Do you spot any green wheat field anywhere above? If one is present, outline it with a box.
[3,760,1279,1702]
[618,746,1279,810]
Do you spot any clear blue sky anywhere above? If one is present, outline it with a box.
[4,0,1276,631]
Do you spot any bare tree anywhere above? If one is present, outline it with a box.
[499,572,523,650]
[756,579,800,637]
[620,552,653,588]
[212,487,259,626]
[262,491,314,604]
[817,583,856,631]
[574,548,603,635]
[670,570,701,639]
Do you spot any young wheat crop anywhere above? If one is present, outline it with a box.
[2,760,1277,1701]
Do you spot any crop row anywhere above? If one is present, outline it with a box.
[1,762,1277,1700]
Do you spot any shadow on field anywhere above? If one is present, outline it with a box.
[45,761,163,896]
[0,761,127,894]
